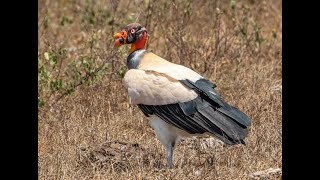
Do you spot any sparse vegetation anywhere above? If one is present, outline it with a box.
[38,0,282,179]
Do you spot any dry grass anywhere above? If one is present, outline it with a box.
[38,0,282,179]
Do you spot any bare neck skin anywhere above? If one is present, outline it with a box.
[129,32,148,54]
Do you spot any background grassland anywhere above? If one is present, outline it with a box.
[38,0,282,179]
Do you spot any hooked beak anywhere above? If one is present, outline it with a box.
[113,30,127,47]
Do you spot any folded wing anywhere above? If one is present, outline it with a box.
[124,62,251,145]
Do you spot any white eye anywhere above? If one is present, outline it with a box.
[130,29,136,34]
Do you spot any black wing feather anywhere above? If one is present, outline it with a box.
[138,78,252,145]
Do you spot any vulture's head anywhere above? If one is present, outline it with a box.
[114,23,148,53]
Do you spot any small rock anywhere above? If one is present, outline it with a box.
[195,170,201,176]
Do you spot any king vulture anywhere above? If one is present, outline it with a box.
[113,23,251,168]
